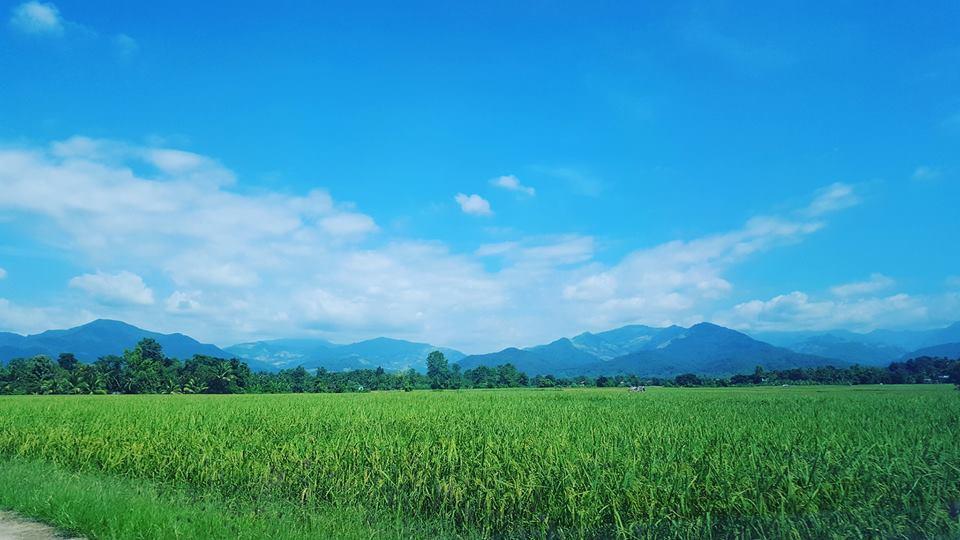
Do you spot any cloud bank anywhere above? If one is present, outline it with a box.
[0,136,949,350]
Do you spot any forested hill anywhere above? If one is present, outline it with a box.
[0,319,235,365]
[458,323,842,378]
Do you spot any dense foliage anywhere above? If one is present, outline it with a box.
[1,386,958,538]
[1,338,958,395]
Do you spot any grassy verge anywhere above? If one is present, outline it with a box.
[4,452,956,540]
[0,456,468,539]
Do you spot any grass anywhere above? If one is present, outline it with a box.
[0,457,465,539]
[0,385,958,538]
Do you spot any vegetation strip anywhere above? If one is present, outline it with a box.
[2,338,958,395]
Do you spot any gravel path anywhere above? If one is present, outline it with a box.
[0,511,82,540]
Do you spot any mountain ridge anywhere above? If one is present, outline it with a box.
[3,319,958,376]
[225,337,465,373]
[752,322,960,364]
[458,322,849,377]
[0,319,258,367]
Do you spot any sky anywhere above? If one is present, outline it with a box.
[0,0,958,352]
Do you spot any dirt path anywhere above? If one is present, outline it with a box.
[0,511,82,540]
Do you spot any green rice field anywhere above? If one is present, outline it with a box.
[1,385,958,538]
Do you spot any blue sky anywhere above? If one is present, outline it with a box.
[0,0,958,351]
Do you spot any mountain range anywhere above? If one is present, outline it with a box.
[751,322,960,364]
[0,319,248,366]
[224,338,465,372]
[1,319,958,377]
[458,323,845,378]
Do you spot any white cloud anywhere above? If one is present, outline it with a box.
[9,1,63,35]
[147,148,214,174]
[9,2,138,62]
[475,241,519,257]
[69,271,155,306]
[477,236,594,265]
[491,175,535,196]
[168,260,260,288]
[559,213,825,328]
[803,182,860,217]
[0,136,874,351]
[0,138,508,349]
[0,297,91,335]
[0,137,377,253]
[912,166,941,181]
[320,213,378,237]
[454,193,492,216]
[717,291,929,332]
[830,273,894,298]
[0,268,6,280]
[165,290,201,313]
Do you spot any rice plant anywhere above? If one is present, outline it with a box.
[0,385,957,538]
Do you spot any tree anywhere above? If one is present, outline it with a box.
[465,365,496,388]
[426,350,449,389]
[57,352,79,371]
[751,365,765,384]
[496,363,522,387]
[94,355,125,394]
[124,339,173,393]
[674,373,703,387]
[181,355,246,394]
[449,364,463,389]
[949,361,960,390]
[289,366,310,393]
[534,374,557,388]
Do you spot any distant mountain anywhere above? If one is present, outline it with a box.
[457,338,602,376]
[224,338,338,369]
[754,322,960,364]
[850,323,960,351]
[0,320,264,368]
[903,342,960,360]
[777,334,904,365]
[225,337,465,372]
[569,325,685,359]
[594,323,845,377]
[459,322,843,377]
[8,318,956,377]
[456,347,548,374]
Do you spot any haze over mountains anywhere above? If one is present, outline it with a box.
[224,338,465,373]
[1,319,958,378]
[754,323,960,364]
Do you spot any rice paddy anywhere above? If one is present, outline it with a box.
[0,385,958,538]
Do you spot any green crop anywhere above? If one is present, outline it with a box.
[0,385,958,538]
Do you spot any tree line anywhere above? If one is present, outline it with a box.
[1,338,958,395]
